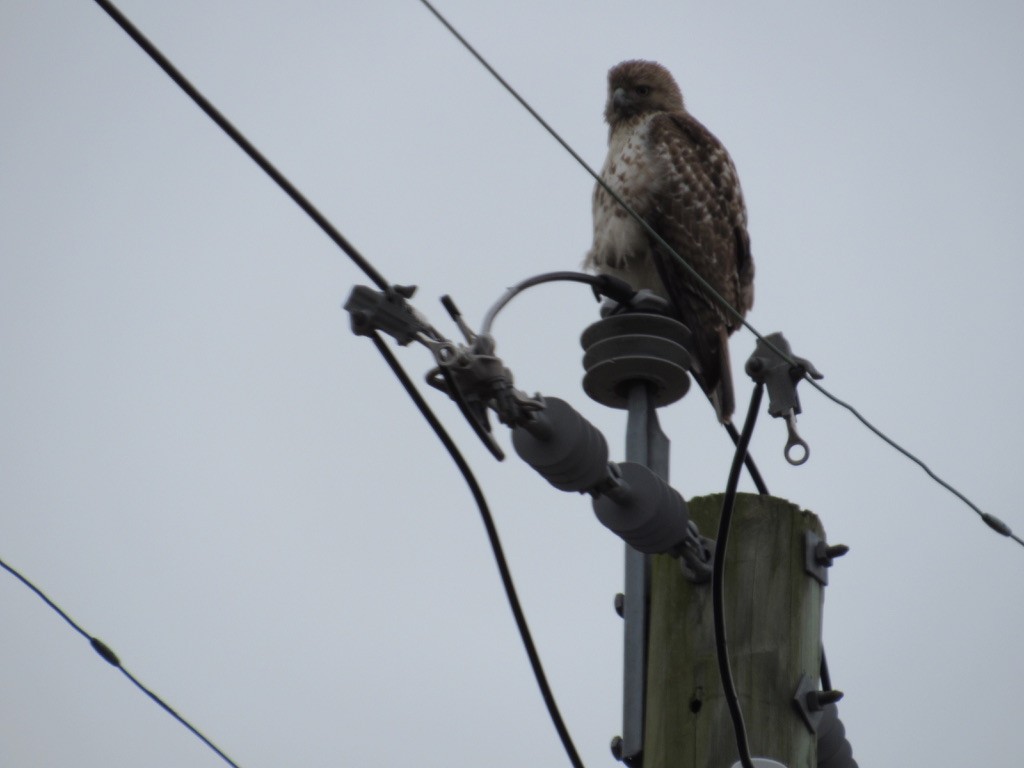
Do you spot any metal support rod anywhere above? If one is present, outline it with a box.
[620,381,670,764]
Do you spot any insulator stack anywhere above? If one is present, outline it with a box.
[511,397,609,493]
[591,462,690,554]
[580,312,694,409]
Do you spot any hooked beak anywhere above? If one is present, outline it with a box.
[612,87,630,110]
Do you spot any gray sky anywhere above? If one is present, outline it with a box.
[2,1,1023,766]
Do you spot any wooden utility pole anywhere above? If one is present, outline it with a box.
[643,493,826,768]
[580,310,835,768]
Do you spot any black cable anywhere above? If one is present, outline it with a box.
[0,555,242,768]
[368,332,585,768]
[820,649,833,693]
[85,6,579,761]
[91,0,390,293]
[712,383,765,768]
[724,420,769,496]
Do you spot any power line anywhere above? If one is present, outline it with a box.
[92,0,389,293]
[76,3,588,765]
[416,0,750,339]
[417,0,1022,550]
[369,332,586,768]
[73,0,1017,757]
[806,379,1024,546]
[0,554,243,768]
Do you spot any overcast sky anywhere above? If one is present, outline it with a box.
[2,1,1023,766]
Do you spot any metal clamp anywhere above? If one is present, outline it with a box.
[345,284,436,345]
[745,332,822,465]
[803,531,850,586]
[793,673,845,734]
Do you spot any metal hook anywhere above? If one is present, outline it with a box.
[744,332,821,468]
[783,410,809,465]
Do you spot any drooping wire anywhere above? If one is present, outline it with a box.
[0,555,243,768]
[83,3,584,762]
[368,332,586,768]
[92,0,389,293]
[712,383,765,768]
[481,271,609,337]
[417,0,1020,549]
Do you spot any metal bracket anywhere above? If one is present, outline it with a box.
[676,521,714,584]
[744,332,823,465]
[345,285,508,459]
[804,531,830,586]
[793,672,845,735]
[804,530,850,586]
[793,673,823,734]
[344,284,435,345]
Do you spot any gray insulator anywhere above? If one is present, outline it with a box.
[592,462,690,554]
[511,397,609,493]
[817,703,858,768]
[580,313,693,409]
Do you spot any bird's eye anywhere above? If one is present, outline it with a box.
[635,85,650,96]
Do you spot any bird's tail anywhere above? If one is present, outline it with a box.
[648,249,737,423]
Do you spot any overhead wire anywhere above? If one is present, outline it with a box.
[417,0,1021,549]
[806,380,1024,546]
[369,332,586,768]
[0,554,243,768]
[417,0,757,342]
[92,0,389,293]
[66,2,1016,764]
[66,3,587,766]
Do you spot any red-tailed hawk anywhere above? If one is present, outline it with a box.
[585,60,754,423]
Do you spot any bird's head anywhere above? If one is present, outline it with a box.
[604,60,684,125]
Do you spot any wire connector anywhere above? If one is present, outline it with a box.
[345,284,435,345]
[428,335,541,425]
[745,333,822,465]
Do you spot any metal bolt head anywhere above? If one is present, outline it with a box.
[610,735,624,761]
[814,541,850,567]
[824,543,850,560]
[806,688,844,711]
